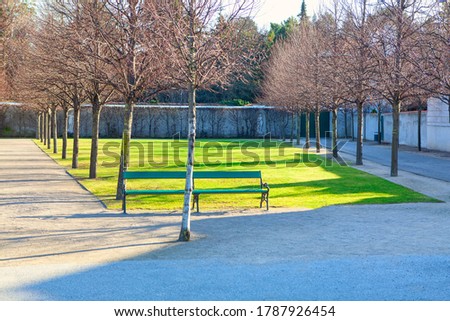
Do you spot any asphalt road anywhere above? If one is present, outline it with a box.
[337,140,450,183]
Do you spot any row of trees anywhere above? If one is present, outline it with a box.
[262,0,450,176]
[0,0,33,100]
[6,0,261,241]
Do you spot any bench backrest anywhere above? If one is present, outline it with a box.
[123,170,262,180]
[123,171,186,179]
[193,171,261,179]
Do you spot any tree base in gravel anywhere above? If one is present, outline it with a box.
[179,230,191,242]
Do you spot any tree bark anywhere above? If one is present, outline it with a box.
[351,108,355,141]
[72,100,80,169]
[417,106,422,152]
[332,108,338,158]
[344,109,348,138]
[305,111,310,149]
[180,83,196,242]
[89,96,102,179]
[290,113,294,142]
[296,112,301,145]
[377,108,382,144]
[43,111,47,146]
[356,101,363,165]
[315,106,320,153]
[36,112,41,140]
[448,97,450,123]
[52,106,58,154]
[179,0,197,242]
[391,101,401,177]
[62,107,68,159]
[47,109,51,150]
[39,113,44,142]
[116,95,134,200]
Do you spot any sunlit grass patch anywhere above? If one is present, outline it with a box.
[36,138,438,211]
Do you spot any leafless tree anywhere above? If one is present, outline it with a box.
[149,0,259,241]
[1,0,32,100]
[261,31,301,144]
[337,0,379,165]
[16,7,88,164]
[412,2,449,113]
[371,0,433,176]
[317,2,348,158]
[78,0,173,199]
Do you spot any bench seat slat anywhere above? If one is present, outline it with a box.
[193,189,267,194]
[194,171,261,179]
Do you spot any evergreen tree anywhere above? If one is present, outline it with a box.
[298,0,308,22]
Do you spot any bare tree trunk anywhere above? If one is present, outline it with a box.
[43,111,47,146]
[448,97,450,122]
[315,106,320,153]
[332,108,338,158]
[116,96,134,200]
[351,108,355,141]
[180,83,196,242]
[39,113,44,142]
[72,102,80,169]
[89,97,102,179]
[417,105,422,152]
[62,108,68,159]
[305,111,310,149]
[344,109,348,138]
[179,0,198,242]
[36,113,41,140]
[47,109,51,150]
[52,106,58,154]
[290,113,294,142]
[296,112,301,145]
[356,101,363,165]
[377,108,382,144]
[391,101,400,177]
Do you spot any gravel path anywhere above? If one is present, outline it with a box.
[0,139,449,300]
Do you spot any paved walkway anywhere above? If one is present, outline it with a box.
[0,139,449,300]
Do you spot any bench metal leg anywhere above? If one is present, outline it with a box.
[192,194,200,213]
[260,192,269,211]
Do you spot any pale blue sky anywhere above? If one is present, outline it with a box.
[34,0,326,30]
[253,0,326,30]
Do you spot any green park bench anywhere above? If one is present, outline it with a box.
[122,170,270,214]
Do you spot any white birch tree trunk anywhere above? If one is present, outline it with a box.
[179,83,196,241]
[180,0,197,241]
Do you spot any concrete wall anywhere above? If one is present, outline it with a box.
[364,113,380,141]
[426,98,450,152]
[2,104,332,139]
[65,106,330,140]
[68,106,288,139]
[382,111,427,148]
[336,108,430,150]
[337,108,381,140]
[0,105,36,137]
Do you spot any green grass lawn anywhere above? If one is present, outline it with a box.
[36,138,437,211]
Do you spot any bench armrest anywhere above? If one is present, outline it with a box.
[262,182,270,191]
